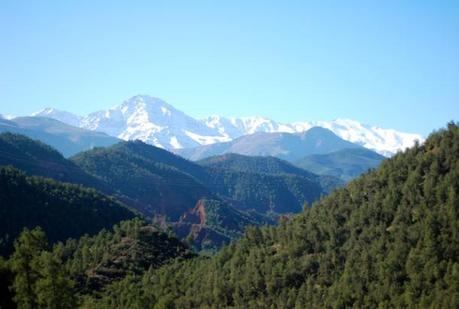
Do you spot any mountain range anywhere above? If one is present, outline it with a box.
[178,127,362,161]
[31,95,423,156]
[0,132,342,250]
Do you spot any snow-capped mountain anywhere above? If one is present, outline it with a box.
[29,95,424,156]
[79,96,230,149]
[0,114,16,120]
[32,108,82,127]
[295,119,423,157]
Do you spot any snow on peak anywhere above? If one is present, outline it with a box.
[28,95,424,156]
[31,107,81,127]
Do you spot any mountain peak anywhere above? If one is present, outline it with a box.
[31,107,82,127]
[27,95,424,156]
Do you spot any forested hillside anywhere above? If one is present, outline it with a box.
[0,166,135,256]
[71,140,212,219]
[85,123,459,308]
[70,140,339,249]
[0,134,337,251]
[0,133,109,191]
[294,147,385,181]
[0,218,193,308]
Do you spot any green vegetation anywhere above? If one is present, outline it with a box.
[1,218,193,308]
[71,140,211,220]
[294,147,385,181]
[0,132,109,191]
[0,166,135,256]
[205,168,325,214]
[81,123,459,308]
[173,198,273,251]
[199,153,342,214]
[70,140,340,249]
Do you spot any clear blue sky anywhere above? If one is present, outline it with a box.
[1,1,458,136]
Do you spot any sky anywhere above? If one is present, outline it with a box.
[0,1,458,136]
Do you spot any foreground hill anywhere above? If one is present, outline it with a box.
[0,218,194,308]
[294,147,385,181]
[90,123,459,308]
[0,166,136,256]
[0,116,119,157]
[177,127,361,161]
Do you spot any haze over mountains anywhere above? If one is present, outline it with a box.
[31,95,423,156]
[0,116,119,157]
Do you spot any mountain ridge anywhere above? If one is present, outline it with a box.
[31,95,423,156]
[177,127,363,161]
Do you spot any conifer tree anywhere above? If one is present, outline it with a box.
[34,251,76,309]
[10,227,47,309]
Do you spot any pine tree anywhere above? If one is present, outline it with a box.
[10,227,47,309]
[34,251,77,309]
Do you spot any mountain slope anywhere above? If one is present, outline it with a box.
[70,141,274,250]
[71,140,212,220]
[294,147,385,181]
[0,116,119,157]
[178,127,361,161]
[198,153,318,176]
[0,218,195,307]
[0,166,136,256]
[198,152,343,200]
[0,133,110,191]
[31,95,423,156]
[70,140,337,248]
[90,122,459,308]
[60,218,194,293]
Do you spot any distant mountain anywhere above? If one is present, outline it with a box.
[78,96,228,149]
[0,116,119,157]
[30,95,423,156]
[178,127,361,161]
[203,117,423,157]
[294,148,385,181]
[32,107,82,127]
[0,166,136,256]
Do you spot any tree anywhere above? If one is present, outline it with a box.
[34,251,77,309]
[10,227,47,309]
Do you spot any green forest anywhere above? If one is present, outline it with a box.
[0,123,458,308]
